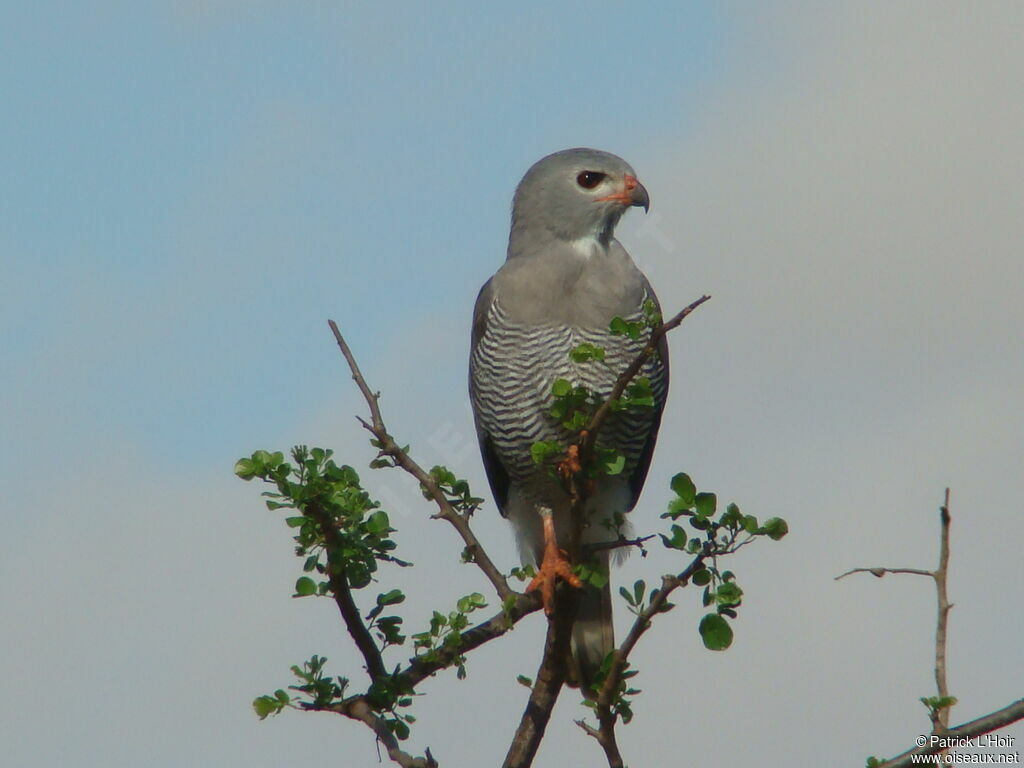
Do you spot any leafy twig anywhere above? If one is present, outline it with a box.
[304,499,387,682]
[580,554,708,767]
[581,294,710,459]
[316,696,438,768]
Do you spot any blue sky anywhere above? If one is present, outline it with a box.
[3,3,1022,767]
[2,2,730,473]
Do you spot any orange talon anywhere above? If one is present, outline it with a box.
[526,513,583,615]
[557,443,583,481]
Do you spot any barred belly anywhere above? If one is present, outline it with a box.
[470,295,667,507]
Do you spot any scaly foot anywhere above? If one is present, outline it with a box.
[526,513,583,614]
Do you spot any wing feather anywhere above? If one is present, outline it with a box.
[469,277,511,516]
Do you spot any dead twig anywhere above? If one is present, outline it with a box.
[836,489,955,731]
[584,534,656,556]
[838,490,1023,766]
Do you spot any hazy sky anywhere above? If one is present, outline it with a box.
[2,2,1021,766]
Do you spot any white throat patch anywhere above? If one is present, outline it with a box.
[569,235,605,259]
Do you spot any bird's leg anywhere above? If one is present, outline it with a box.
[527,510,583,615]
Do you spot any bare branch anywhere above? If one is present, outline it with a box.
[328,319,513,602]
[836,490,957,732]
[875,698,1024,768]
[840,490,1023,766]
[502,588,577,768]
[584,534,656,556]
[834,567,934,581]
[933,487,953,731]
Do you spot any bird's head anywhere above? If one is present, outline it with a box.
[509,148,649,249]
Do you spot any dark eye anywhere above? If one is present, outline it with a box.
[576,171,606,189]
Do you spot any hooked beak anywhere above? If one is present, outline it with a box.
[596,173,650,212]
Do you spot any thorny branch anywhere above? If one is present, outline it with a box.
[328,319,513,602]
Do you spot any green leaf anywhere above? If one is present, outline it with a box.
[760,517,789,540]
[551,379,572,397]
[530,441,562,465]
[694,492,717,517]
[632,580,646,606]
[715,581,743,606]
[253,695,284,720]
[692,568,711,587]
[234,458,257,479]
[599,449,626,475]
[294,576,317,597]
[569,342,606,363]
[670,473,696,506]
[659,524,688,550]
[285,516,306,528]
[516,675,533,688]
[377,589,405,606]
[456,592,488,613]
[699,613,733,651]
[365,510,391,535]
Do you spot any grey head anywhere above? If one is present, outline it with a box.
[508,148,649,259]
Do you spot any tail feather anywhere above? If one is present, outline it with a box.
[567,554,614,699]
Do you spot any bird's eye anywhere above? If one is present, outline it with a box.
[576,171,606,189]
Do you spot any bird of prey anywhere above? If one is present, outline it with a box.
[469,148,668,692]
